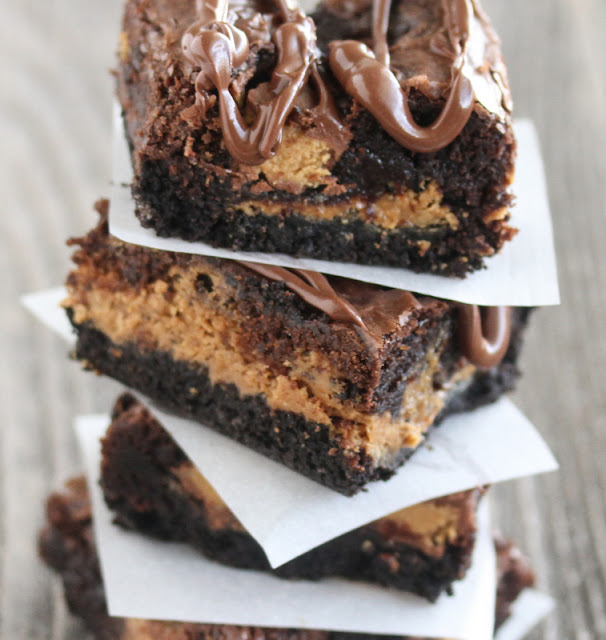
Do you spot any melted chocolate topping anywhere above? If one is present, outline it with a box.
[236,261,368,329]
[457,304,511,368]
[329,0,475,153]
[237,261,424,340]
[182,0,318,164]
[237,261,511,367]
[182,0,499,161]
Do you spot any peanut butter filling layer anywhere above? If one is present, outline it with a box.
[66,263,475,461]
[174,461,471,558]
[373,491,478,558]
[238,180,462,231]
[233,126,509,232]
[385,501,462,551]
[173,465,244,533]
[254,127,337,191]
[123,620,192,640]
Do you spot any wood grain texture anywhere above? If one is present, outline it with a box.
[0,0,604,638]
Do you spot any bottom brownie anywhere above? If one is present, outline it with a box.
[40,478,535,640]
[100,394,482,602]
[101,394,483,601]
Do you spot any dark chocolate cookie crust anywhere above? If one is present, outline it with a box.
[39,478,317,640]
[68,307,529,496]
[40,478,123,640]
[101,398,479,602]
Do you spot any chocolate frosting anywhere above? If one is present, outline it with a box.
[237,261,511,366]
[329,277,422,337]
[328,0,475,153]
[456,304,511,369]
[236,261,369,329]
[182,0,317,164]
[181,0,511,163]
[236,261,423,340]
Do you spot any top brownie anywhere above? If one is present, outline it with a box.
[118,0,517,276]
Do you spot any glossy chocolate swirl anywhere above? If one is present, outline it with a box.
[236,261,368,329]
[182,0,483,161]
[182,0,317,164]
[328,0,475,153]
[237,261,511,367]
[457,304,511,368]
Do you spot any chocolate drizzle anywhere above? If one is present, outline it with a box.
[236,261,368,329]
[182,0,487,161]
[457,304,511,368]
[328,0,475,153]
[182,0,318,164]
[372,0,392,67]
[237,261,432,340]
[238,261,511,366]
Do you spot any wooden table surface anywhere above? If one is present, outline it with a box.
[1,1,605,638]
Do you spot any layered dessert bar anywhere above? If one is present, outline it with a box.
[65,202,529,495]
[39,477,535,640]
[101,394,485,601]
[118,0,517,276]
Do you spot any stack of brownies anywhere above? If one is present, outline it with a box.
[38,0,556,638]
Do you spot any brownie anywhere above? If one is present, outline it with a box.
[39,477,535,640]
[494,533,537,629]
[65,202,530,495]
[117,0,516,276]
[100,393,484,601]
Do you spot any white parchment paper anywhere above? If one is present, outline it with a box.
[23,287,558,568]
[77,414,497,639]
[138,396,557,568]
[22,287,73,343]
[494,591,555,640]
[109,105,559,307]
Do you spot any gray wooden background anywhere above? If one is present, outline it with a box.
[1,0,604,638]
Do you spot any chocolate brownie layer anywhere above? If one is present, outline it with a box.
[101,394,483,601]
[65,206,530,495]
[39,478,535,640]
[118,0,516,276]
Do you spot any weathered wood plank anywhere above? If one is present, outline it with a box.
[485,0,606,638]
